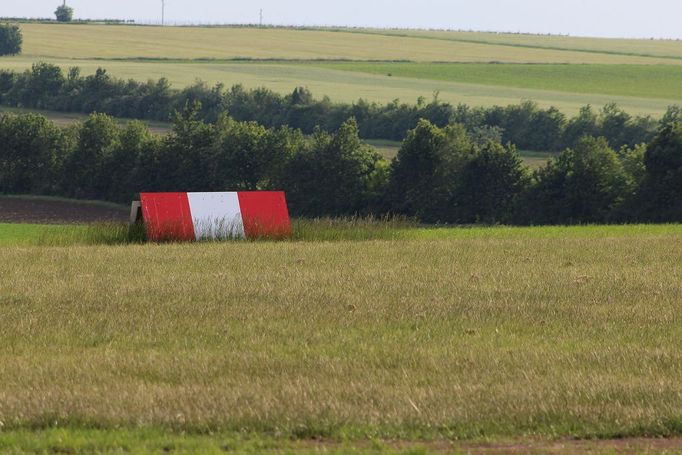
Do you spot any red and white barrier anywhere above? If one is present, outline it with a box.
[140,191,292,241]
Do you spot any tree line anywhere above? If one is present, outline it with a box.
[1,63,679,152]
[1,107,681,224]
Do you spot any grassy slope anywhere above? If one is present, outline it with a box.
[18,24,682,64]
[315,62,682,101]
[0,24,680,116]
[367,29,682,60]
[1,225,682,446]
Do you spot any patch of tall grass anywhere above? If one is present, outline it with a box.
[291,216,418,241]
[36,222,147,246]
[4,219,682,247]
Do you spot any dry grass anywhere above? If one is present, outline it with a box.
[18,23,682,64]
[367,29,682,60]
[1,231,682,441]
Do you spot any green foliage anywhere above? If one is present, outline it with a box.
[389,121,472,222]
[617,143,647,187]
[0,113,67,194]
[281,118,387,216]
[1,108,681,225]
[523,137,631,224]
[63,113,121,199]
[389,121,528,224]
[0,23,22,56]
[54,5,74,22]
[454,142,529,224]
[0,64,673,152]
[638,122,682,221]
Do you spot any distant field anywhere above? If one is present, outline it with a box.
[17,23,682,64]
[364,29,682,60]
[317,62,682,101]
[1,24,682,116]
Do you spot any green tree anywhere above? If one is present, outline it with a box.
[524,136,631,224]
[0,113,67,194]
[389,120,473,222]
[55,4,74,22]
[637,122,682,221]
[105,121,158,202]
[211,116,271,191]
[617,143,647,187]
[281,118,387,216]
[63,113,121,199]
[0,24,22,56]
[562,105,598,149]
[158,102,216,191]
[454,142,529,224]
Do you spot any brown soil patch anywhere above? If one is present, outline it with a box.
[0,197,128,225]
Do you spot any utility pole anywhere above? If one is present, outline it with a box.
[161,0,165,26]
[259,9,263,27]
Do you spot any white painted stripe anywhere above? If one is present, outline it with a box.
[187,192,245,240]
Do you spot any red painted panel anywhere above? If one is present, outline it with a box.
[237,191,292,239]
[140,192,196,241]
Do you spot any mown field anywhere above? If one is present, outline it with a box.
[2,221,682,452]
[1,24,682,116]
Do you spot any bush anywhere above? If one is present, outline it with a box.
[0,24,22,56]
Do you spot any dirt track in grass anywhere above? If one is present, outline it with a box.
[0,196,128,225]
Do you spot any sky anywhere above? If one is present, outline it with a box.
[3,0,682,40]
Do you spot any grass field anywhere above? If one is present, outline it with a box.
[361,29,682,60]
[1,24,682,116]
[17,24,682,64]
[1,222,682,452]
[316,62,682,101]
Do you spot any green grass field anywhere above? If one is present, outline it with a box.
[316,62,682,101]
[2,221,682,452]
[1,24,681,116]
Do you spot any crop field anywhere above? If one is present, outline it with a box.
[2,216,682,452]
[17,24,682,64]
[1,24,682,116]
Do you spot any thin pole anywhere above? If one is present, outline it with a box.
[161,0,165,26]
[259,9,263,27]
